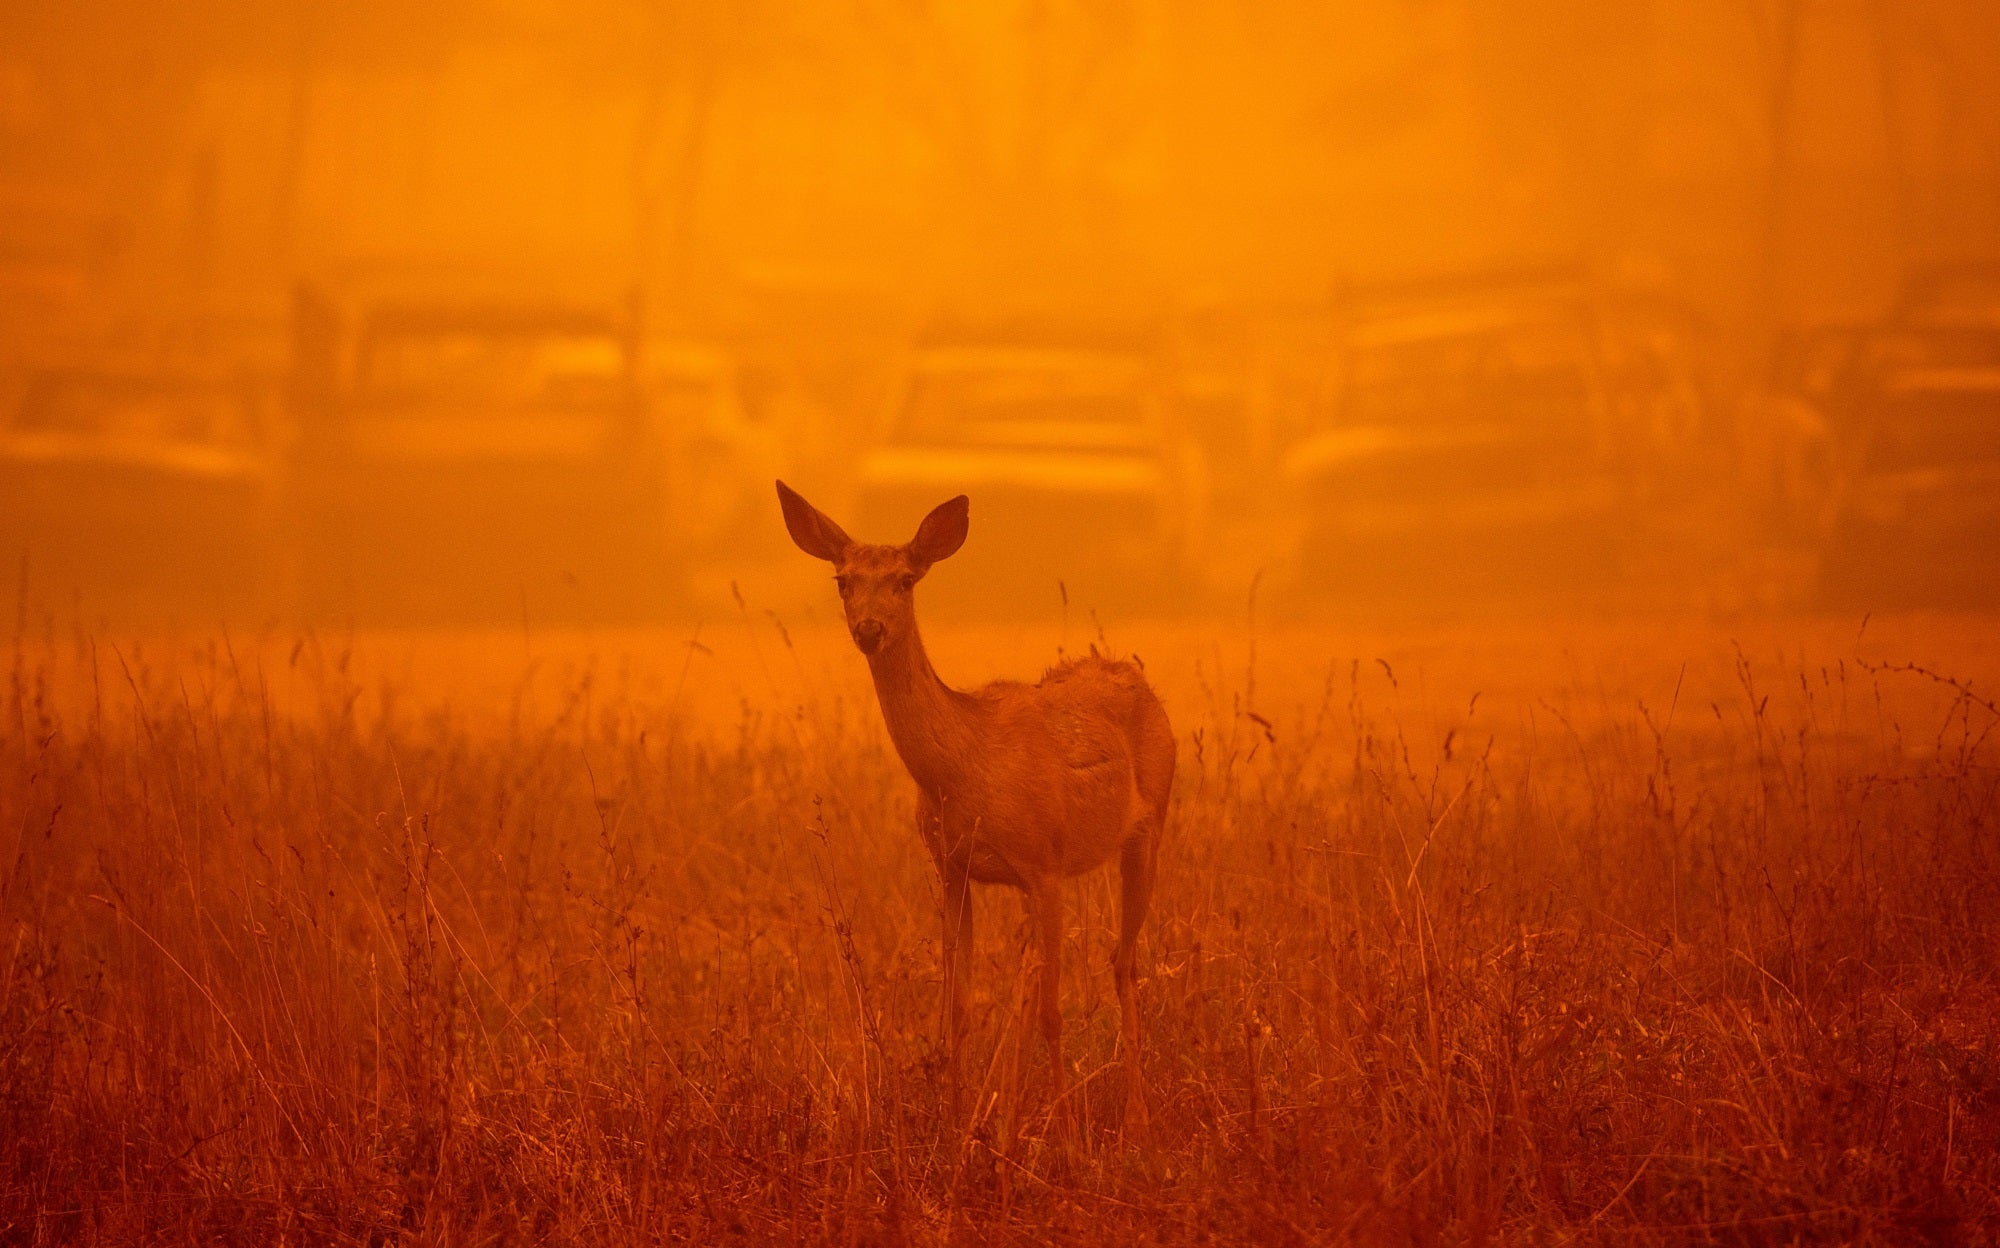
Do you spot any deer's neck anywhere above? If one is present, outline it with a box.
[866,624,977,794]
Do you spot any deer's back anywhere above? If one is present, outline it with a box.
[1042,656,1175,822]
[1026,655,1167,742]
[950,656,1173,878]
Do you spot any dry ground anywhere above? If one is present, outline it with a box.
[3,606,1997,1245]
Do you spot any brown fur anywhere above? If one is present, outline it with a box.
[776,480,1175,1130]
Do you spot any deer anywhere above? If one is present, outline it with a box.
[776,480,1175,1131]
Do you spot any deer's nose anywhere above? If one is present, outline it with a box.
[852,620,884,654]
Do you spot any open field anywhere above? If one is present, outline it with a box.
[3,608,1998,1245]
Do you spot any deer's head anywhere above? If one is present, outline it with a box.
[776,481,968,657]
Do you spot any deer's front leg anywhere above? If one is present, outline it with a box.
[941,866,972,1115]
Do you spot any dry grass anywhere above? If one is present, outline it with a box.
[2,611,1997,1245]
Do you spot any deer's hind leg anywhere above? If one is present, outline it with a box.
[1115,815,1159,1131]
[1027,878,1070,1130]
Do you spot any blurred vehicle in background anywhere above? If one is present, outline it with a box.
[1164,296,1338,516]
[1897,260,2000,327]
[846,320,1207,612]
[1764,262,2000,608]
[0,365,281,618]
[1731,320,1863,607]
[1279,274,1708,608]
[288,283,672,623]
[647,339,785,560]
[1162,297,1354,603]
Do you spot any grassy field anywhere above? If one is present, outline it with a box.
[2,608,1997,1245]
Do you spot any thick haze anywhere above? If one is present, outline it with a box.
[3,1,1997,626]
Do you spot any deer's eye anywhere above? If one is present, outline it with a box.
[897,574,916,592]
[834,576,851,595]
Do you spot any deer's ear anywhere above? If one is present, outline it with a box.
[776,480,853,562]
[909,495,969,572]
